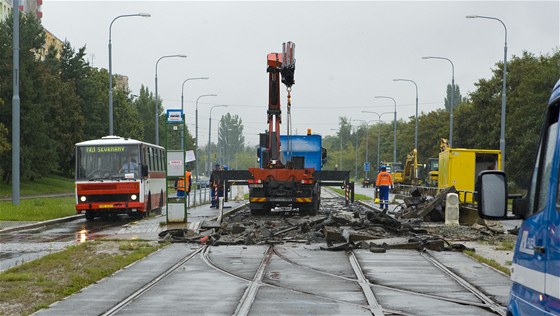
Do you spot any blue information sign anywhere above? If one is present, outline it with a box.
[166,109,184,123]
[364,162,370,172]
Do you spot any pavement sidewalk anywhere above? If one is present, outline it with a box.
[0,200,247,240]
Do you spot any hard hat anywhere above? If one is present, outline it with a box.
[381,165,386,169]
[223,165,229,170]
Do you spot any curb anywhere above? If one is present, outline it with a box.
[0,193,74,202]
[0,214,83,233]
[210,201,249,222]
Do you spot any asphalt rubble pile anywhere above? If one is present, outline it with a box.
[158,197,513,253]
[393,186,456,222]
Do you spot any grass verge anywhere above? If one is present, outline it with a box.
[0,176,74,198]
[0,240,164,316]
[0,197,76,221]
[330,187,372,201]
[464,249,511,276]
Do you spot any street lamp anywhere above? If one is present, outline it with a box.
[195,94,217,179]
[352,119,376,179]
[330,128,343,170]
[108,12,150,136]
[154,54,187,145]
[353,126,358,182]
[361,111,393,169]
[180,77,209,150]
[374,96,397,163]
[393,78,419,151]
[466,14,508,170]
[208,105,228,176]
[422,56,455,147]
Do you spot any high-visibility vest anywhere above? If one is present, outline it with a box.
[376,171,393,186]
[177,171,192,192]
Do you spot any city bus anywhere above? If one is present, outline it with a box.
[74,136,166,221]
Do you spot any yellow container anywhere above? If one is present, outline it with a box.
[438,148,501,203]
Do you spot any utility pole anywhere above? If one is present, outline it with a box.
[12,0,20,205]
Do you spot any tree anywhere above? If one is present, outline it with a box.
[135,85,156,143]
[0,13,57,181]
[458,50,560,187]
[444,83,463,112]
[217,113,245,167]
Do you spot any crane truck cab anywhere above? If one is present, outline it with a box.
[478,78,560,316]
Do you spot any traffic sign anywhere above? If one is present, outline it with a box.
[364,162,370,172]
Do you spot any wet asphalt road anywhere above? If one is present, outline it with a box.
[0,215,131,272]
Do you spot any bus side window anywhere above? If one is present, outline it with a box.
[158,149,163,171]
[159,149,164,171]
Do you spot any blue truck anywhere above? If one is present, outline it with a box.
[478,78,560,315]
[258,134,327,170]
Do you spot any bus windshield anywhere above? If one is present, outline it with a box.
[76,145,140,181]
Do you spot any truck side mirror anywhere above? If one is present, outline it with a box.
[476,170,507,219]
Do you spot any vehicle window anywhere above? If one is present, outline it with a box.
[154,149,158,171]
[158,149,163,171]
[528,100,558,215]
[538,121,557,211]
[76,145,140,180]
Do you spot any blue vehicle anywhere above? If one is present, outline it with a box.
[478,78,560,315]
[258,134,326,170]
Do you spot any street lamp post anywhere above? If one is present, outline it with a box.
[422,56,455,147]
[195,94,217,181]
[353,126,358,182]
[330,128,343,170]
[180,77,209,150]
[374,96,397,163]
[353,119,377,179]
[108,13,150,136]
[393,79,418,151]
[466,15,508,170]
[154,54,187,145]
[208,105,228,176]
[361,111,393,168]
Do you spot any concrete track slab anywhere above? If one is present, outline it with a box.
[427,250,511,305]
[35,244,199,316]
[355,249,482,303]
[250,287,371,316]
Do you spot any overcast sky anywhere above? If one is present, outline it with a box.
[41,1,559,146]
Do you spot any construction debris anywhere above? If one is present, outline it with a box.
[158,192,513,254]
[396,186,456,221]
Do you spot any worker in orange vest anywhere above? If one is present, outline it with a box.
[175,166,192,198]
[375,165,393,211]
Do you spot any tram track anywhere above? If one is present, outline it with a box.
[101,245,207,316]
[33,187,509,316]
[420,250,507,316]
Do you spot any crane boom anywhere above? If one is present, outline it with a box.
[265,42,295,167]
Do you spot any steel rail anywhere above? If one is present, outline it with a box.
[201,246,253,281]
[326,188,506,313]
[233,245,274,316]
[204,245,387,313]
[420,250,507,316]
[101,245,206,316]
[348,250,385,316]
